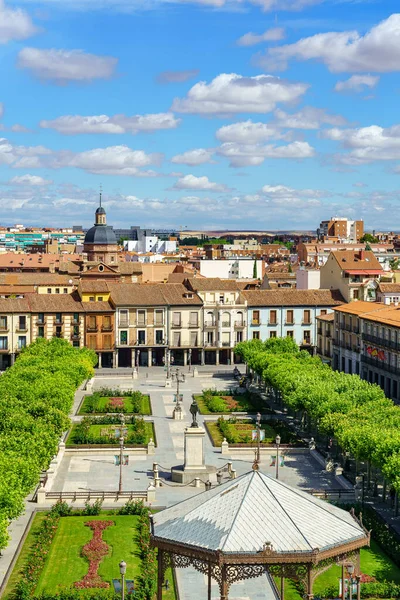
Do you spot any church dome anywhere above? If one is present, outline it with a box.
[95,206,106,215]
[84,224,117,246]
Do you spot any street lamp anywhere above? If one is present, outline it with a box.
[171,367,185,414]
[347,564,355,600]
[119,560,127,600]
[252,412,262,471]
[275,434,281,480]
[119,435,124,493]
[188,348,192,372]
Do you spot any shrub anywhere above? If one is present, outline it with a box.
[207,397,227,412]
[117,499,147,515]
[82,499,103,516]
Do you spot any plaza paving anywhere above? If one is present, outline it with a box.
[0,366,342,599]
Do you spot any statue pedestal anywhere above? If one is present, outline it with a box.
[171,427,216,483]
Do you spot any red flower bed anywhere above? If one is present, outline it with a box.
[107,397,125,410]
[359,573,377,583]
[74,520,114,589]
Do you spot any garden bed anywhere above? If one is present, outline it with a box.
[205,417,302,447]
[79,389,151,415]
[66,416,155,447]
[3,502,176,600]
[194,388,271,414]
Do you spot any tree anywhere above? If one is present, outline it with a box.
[360,233,379,243]
[253,259,257,279]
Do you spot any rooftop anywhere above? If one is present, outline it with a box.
[242,289,344,307]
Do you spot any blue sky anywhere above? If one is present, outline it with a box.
[1,0,400,230]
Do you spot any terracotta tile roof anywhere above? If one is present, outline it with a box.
[27,293,85,312]
[161,284,202,306]
[378,283,400,293]
[330,250,383,271]
[0,298,31,312]
[187,278,242,292]
[0,273,78,286]
[0,285,34,295]
[108,283,167,306]
[316,313,335,322]
[118,262,143,274]
[335,301,400,327]
[82,301,114,313]
[80,280,110,293]
[242,289,345,307]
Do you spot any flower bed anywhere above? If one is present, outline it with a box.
[205,417,302,447]
[75,520,114,589]
[79,389,151,415]
[194,388,271,414]
[66,416,155,447]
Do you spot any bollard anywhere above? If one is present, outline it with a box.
[147,439,155,455]
[227,462,232,474]
[231,469,237,479]
[221,438,229,455]
[194,477,201,488]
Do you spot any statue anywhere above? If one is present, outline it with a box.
[189,399,199,428]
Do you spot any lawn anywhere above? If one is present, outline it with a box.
[205,418,300,447]
[66,421,155,447]
[194,391,269,414]
[275,540,400,600]
[79,394,151,415]
[6,513,175,599]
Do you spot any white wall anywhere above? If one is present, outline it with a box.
[199,259,262,279]
[296,269,321,290]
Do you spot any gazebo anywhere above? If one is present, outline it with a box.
[151,470,370,600]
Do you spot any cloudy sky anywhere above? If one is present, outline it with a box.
[0,0,400,230]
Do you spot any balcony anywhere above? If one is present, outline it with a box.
[72,319,80,326]
[362,354,400,376]
[87,325,98,333]
[221,341,231,347]
[302,321,312,326]
[119,320,129,328]
[234,321,246,328]
[251,320,260,326]
[102,324,113,332]
[16,327,28,333]
[71,333,81,341]
[189,322,199,328]
[221,321,231,327]
[285,321,295,326]
[172,323,182,328]
[362,332,398,350]
[204,321,216,328]
[36,319,46,326]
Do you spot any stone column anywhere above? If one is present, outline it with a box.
[216,350,220,365]
[131,348,136,368]
[230,349,234,366]
[201,349,205,366]
[98,352,102,368]
[148,348,152,367]
[183,349,187,366]
[114,351,119,368]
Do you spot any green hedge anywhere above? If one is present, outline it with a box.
[0,338,96,552]
[235,338,400,493]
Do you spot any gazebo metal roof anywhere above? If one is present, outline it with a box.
[153,470,366,555]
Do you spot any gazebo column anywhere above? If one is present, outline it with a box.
[356,549,361,600]
[307,564,314,600]
[280,569,285,600]
[220,565,229,600]
[208,562,212,600]
[157,549,164,599]
[341,564,346,600]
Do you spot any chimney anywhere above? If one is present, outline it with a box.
[360,249,365,260]
[384,297,391,306]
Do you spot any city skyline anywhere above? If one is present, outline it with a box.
[0,0,399,229]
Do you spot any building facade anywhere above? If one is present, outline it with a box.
[243,289,344,351]
[316,313,334,365]
[0,298,31,369]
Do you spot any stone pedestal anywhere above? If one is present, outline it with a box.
[171,427,216,483]
[173,405,183,420]
[165,378,172,388]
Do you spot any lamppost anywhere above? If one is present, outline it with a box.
[275,434,281,480]
[118,413,125,493]
[347,564,355,600]
[171,367,185,417]
[252,412,261,471]
[188,348,192,372]
[119,560,126,600]
[136,349,140,372]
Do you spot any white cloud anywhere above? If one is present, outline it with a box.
[40,113,180,134]
[217,140,315,167]
[156,69,199,84]
[171,148,214,166]
[62,145,163,176]
[173,174,228,191]
[18,48,118,83]
[171,73,308,115]
[216,120,284,143]
[10,124,32,133]
[334,74,380,93]
[0,0,37,44]
[323,124,400,165]
[237,27,285,47]
[259,14,400,73]
[261,184,327,199]
[273,106,347,129]
[10,174,52,186]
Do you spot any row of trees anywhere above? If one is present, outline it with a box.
[235,338,400,493]
[0,338,96,551]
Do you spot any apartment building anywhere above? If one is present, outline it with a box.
[0,298,31,369]
[83,302,115,368]
[332,301,400,403]
[29,295,85,349]
[318,217,364,243]
[186,278,247,365]
[376,283,400,305]
[320,250,385,302]
[243,289,344,351]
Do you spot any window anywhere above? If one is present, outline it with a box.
[303,330,311,344]
[138,330,146,344]
[0,336,7,350]
[18,336,26,349]
[103,315,112,330]
[73,326,79,337]
[55,326,62,338]
[320,309,327,316]
[207,331,214,344]
[173,312,181,327]
[120,331,128,345]
[64,288,68,294]
[55,313,62,324]
[103,334,112,350]
[89,296,95,302]
[73,340,80,348]
[219,294,224,304]
[47,288,52,294]
[269,310,277,324]
[73,313,79,323]
[252,310,260,325]
[119,309,129,326]
[353,289,359,300]
[88,336,97,350]
[173,331,181,346]
[236,331,243,343]
[18,316,26,330]
[38,326,44,338]
[287,331,294,338]
[137,310,146,326]
[155,310,164,325]
[303,310,311,324]
[189,312,198,326]
[190,331,198,346]
[286,310,294,324]
[253,331,260,340]
[88,316,97,330]
[0,316,7,330]
[98,296,103,302]
[38,313,45,325]
[221,331,230,346]
[156,330,164,344]
[270,331,277,338]
[55,288,60,294]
